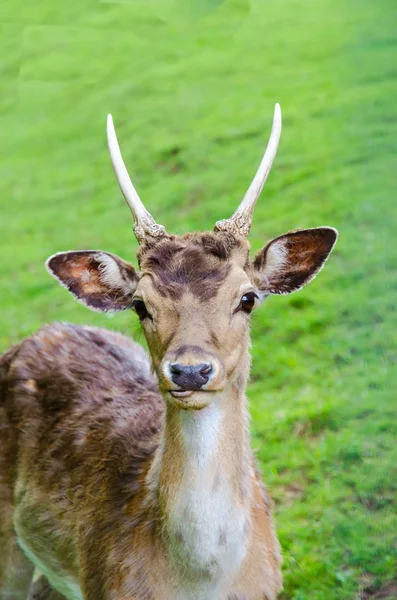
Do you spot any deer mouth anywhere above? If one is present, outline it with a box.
[167,389,213,410]
[169,390,195,398]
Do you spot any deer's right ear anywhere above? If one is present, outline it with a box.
[46,251,139,312]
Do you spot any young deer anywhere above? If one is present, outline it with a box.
[0,104,337,600]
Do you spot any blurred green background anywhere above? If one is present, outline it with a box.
[1,0,396,598]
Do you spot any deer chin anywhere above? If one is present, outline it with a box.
[166,390,212,410]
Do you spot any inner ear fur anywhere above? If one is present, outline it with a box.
[252,227,338,295]
[46,251,138,312]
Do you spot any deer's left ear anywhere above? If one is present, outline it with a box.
[252,227,338,295]
[46,250,139,312]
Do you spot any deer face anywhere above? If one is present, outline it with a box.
[47,105,338,410]
[134,234,252,409]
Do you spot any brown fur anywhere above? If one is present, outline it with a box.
[138,232,247,301]
[0,226,337,600]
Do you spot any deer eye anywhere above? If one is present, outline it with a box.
[239,292,258,314]
[132,299,150,321]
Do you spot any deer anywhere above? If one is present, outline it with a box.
[0,103,337,600]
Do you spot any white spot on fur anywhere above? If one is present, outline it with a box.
[23,379,38,393]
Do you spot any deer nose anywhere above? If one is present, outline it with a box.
[169,363,213,390]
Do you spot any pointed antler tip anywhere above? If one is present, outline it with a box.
[106,111,168,243]
[214,104,282,238]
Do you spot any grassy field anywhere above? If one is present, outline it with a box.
[1,0,396,597]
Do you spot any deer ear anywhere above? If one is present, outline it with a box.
[252,227,338,295]
[46,251,138,312]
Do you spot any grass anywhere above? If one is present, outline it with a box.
[1,0,396,597]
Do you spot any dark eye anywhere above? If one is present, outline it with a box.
[132,299,149,321]
[240,292,258,314]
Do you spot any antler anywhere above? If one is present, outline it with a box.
[214,103,282,238]
[107,115,168,244]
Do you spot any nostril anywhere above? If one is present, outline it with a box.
[199,363,212,376]
[170,363,182,375]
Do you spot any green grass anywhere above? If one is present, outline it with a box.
[1,0,396,597]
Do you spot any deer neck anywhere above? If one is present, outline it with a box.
[149,369,253,587]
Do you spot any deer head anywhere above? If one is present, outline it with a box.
[47,105,337,410]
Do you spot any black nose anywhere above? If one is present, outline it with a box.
[169,363,213,390]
